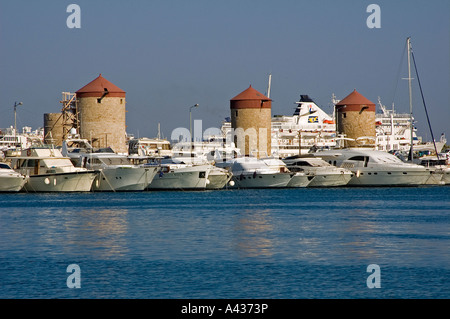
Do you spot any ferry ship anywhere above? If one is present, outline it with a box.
[271,95,336,158]
[374,98,446,155]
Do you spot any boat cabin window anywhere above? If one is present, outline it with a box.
[348,156,365,161]
[0,163,11,169]
[20,159,38,168]
[293,161,313,167]
[421,159,446,166]
[87,158,103,165]
[348,156,369,167]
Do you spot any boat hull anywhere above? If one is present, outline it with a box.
[0,174,28,192]
[24,171,96,192]
[347,169,431,186]
[93,167,158,191]
[287,173,312,188]
[206,168,232,190]
[308,172,353,187]
[147,166,211,190]
[231,172,292,188]
[423,170,445,185]
[443,169,450,184]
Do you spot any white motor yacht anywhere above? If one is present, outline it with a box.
[283,156,352,187]
[312,148,432,186]
[146,159,214,190]
[206,166,233,190]
[0,162,28,192]
[262,157,312,188]
[63,139,158,191]
[417,155,450,185]
[9,147,96,192]
[216,156,308,188]
[77,152,158,191]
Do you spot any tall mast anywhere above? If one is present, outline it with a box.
[407,37,414,161]
[266,73,272,99]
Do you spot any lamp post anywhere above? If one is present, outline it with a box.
[189,104,199,157]
[14,101,23,146]
[189,104,199,142]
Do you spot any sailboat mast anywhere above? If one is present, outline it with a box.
[407,37,414,161]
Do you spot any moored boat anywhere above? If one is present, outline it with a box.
[417,155,450,185]
[8,147,96,192]
[206,166,233,190]
[0,162,28,192]
[216,156,301,188]
[312,148,432,186]
[146,159,214,190]
[78,152,158,191]
[283,156,352,187]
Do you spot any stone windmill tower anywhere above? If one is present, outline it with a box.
[76,74,127,154]
[230,85,272,157]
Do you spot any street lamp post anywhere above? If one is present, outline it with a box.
[189,104,199,157]
[14,101,23,147]
[189,104,199,142]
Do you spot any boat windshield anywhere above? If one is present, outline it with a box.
[0,163,11,169]
[420,159,446,166]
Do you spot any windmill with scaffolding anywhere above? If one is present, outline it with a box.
[43,92,80,146]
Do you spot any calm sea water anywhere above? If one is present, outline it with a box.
[1,186,449,299]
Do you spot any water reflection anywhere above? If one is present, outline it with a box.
[336,209,382,263]
[233,209,274,258]
[38,208,129,259]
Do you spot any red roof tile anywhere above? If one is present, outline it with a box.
[76,74,126,98]
[231,85,271,101]
[336,89,374,106]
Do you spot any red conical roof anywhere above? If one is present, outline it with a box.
[76,74,126,98]
[336,89,374,106]
[231,85,271,101]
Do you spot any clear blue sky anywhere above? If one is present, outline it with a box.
[1,0,449,142]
